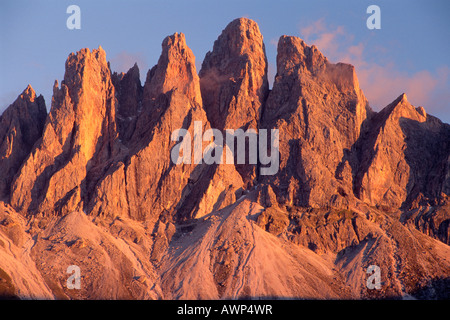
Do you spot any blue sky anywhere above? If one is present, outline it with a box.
[1,0,449,123]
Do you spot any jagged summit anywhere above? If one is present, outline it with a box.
[66,45,106,60]
[204,17,265,59]
[260,31,370,209]
[369,92,428,137]
[355,90,448,209]
[20,84,37,101]
[199,17,269,185]
[200,17,268,131]
[0,85,46,200]
[144,32,201,105]
[10,43,118,215]
[276,35,327,76]
[0,17,449,300]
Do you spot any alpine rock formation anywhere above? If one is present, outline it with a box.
[0,18,449,300]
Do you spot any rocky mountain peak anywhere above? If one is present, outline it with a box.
[355,91,449,209]
[199,17,268,131]
[64,46,108,81]
[0,86,47,200]
[198,18,269,185]
[276,35,327,77]
[208,17,265,59]
[144,32,201,105]
[66,46,107,63]
[60,46,117,163]
[162,32,186,51]
[127,62,140,80]
[275,35,361,96]
[260,33,370,208]
[112,63,142,142]
[114,63,140,83]
[377,93,427,127]
[20,84,37,102]
[10,45,118,215]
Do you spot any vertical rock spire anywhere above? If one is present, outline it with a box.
[199,18,269,185]
[10,47,118,215]
[89,33,211,221]
[200,18,269,131]
[144,32,202,105]
[260,35,369,208]
[0,85,47,199]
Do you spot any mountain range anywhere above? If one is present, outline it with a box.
[0,18,449,299]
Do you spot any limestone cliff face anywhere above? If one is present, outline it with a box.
[112,63,142,143]
[88,33,243,224]
[88,33,209,222]
[0,85,47,200]
[260,35,369,208]
[355,93,450,209]
[145,33,202,106]
[200,18,269,186]
[10,47,118,216]
[200,18,268,131]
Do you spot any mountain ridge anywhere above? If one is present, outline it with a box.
[0,17,449,300]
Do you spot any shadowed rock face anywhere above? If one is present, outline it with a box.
[0,18,449,300]
[112,63,142,143]
[0,85,47,200]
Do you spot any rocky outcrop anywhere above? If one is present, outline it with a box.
[112,63,142,143]
[10,47,118,216]
[355,93,450,209]
[255,201,450,298]
[401,203,450,245]
[88,33,209,222]
[174,161,244,220]
[200,18,269,186]
[0,202,54,299]
[260,35,369,208]
[0,85,46,200]
[200,18,268,131]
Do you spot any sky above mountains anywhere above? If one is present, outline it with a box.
[1,0,449,123]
